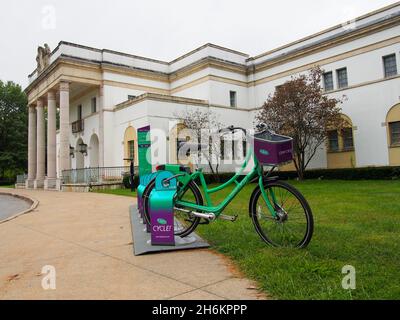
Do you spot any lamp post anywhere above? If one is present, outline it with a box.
[124,157,135,192]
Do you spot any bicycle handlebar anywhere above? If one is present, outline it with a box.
[219,125,247,135]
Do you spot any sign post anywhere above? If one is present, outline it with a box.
[137,125,152,221]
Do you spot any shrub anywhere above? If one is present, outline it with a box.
[199,167,400,182]
[277,166,400,181]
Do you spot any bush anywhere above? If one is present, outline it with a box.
[0,179,14,186]
[197,167,400,182]
[202,173,235,184]
[277,166,400,181]
[135,166,400,187]
[123,174,139,189]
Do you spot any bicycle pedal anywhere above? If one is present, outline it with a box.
[220,214,238,222]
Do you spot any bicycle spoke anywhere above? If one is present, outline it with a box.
[254,183,310,248]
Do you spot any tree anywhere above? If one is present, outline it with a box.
[0,80,28,181]
[175,109,224,180]
[256,67,346,180]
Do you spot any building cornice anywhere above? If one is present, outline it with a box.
[250,1,400,62]
[250,11,400,73]
[25,3,400,100]
[114,92,250,112]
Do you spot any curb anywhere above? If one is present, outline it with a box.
[0,191,39,224]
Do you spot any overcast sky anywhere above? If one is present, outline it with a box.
[0,0,397,88]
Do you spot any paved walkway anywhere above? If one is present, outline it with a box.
[0,188,265,300]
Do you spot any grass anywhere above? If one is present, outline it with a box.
[95,187,136,197]
[96,180,400,300]
[0,185,14,188]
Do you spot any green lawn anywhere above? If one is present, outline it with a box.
[0,185,14,188]
[96,180,400,300]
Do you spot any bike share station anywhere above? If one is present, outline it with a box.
[130,124,313,254]
[129,125,209,256]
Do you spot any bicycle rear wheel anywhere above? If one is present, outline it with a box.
[250,180,313,248]
[143,179,203,238]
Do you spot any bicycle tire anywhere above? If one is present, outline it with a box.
[250,180,314,248]
[143,179,203,238]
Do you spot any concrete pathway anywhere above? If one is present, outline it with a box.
[0,188,265,300]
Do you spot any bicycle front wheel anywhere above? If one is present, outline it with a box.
[250,180,313,248]
[143,180,203,238]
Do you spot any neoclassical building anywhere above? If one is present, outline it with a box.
[25,2,400,190]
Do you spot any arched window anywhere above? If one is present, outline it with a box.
[123,127,138,166]
[89,134,99,168]
[327,114,356,169]
[386,104,400,166]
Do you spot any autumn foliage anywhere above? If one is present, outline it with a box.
[256,67,346,179]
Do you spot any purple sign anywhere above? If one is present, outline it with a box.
[150,209,175,246]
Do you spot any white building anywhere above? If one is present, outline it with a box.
[25,2,400,190]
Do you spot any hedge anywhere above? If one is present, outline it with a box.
[0,179,14,186]
[200,167,400,182]
[276,166,400,181]
[123,166,400,189]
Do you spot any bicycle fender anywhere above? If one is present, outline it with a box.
[248,176,279,217]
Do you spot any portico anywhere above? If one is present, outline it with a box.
[24,42,107,190]
[25,82,69,189]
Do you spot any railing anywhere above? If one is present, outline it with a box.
[72,119,84,133]
[61,166,136,184]
[16,174,28,184]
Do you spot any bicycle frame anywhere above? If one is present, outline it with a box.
[174,143,278,219]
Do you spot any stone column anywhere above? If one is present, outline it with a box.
[59,82,70,178]
[98,84,104,167]
[34,99,45,188]
[44,91,57,189]
[25,105,37,188]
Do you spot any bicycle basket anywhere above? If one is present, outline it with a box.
[252,131,293,166]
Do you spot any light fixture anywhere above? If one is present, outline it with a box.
[78,142,88,156]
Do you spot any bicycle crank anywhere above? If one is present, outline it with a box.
[174,207,216,221]
[219,214,238,222]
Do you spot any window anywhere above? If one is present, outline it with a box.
[337,68,348,89]
[220,138,225,160]
[323,72,334,91]
[342,128,354,151]
[77,105,82,120]
[242,139,247,159]
[389,121,400,146]
[230,91,237,108]
[91,97,97,113]
[383,54,397,78]
[128,140,135,160]
[327,130,339,152]
[176,137,190,159]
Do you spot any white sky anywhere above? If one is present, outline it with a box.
[0,0,397,88]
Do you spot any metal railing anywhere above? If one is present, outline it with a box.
[61,166,136,184]
[16,174,28,184]
[72,119,84,133]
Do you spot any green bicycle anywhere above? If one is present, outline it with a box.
[143,126,314,248]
